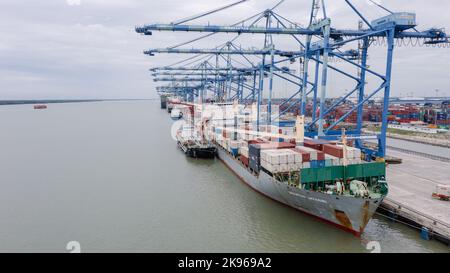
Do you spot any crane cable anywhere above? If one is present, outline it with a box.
[171,0,249,25]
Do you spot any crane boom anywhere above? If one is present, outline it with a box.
[137,23,449,41]
[144,48,303,58]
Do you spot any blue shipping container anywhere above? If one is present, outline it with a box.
[318,160,326,168]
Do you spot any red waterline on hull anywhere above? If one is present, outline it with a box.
[217,155,362,237]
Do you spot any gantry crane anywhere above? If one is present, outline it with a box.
[136,0,449,158]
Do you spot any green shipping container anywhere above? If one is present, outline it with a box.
[300,166,344,183]
[300,162,385,184]
[345,162,386,178]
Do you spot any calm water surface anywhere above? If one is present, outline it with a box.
[0,101,448,253]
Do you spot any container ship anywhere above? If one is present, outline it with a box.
[167,99,388,236]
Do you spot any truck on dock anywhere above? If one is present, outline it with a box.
[432,185,450,201]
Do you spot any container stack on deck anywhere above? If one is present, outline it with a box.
[206,106,385,189]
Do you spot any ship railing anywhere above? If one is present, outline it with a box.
[383,197,450,238]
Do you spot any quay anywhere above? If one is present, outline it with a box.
[379,149,450,245]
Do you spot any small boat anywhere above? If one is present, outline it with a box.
[170,108,183,120]
[176,126,216,159]
[34,104,47,110]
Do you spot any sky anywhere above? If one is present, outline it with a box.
[0,0,449,100]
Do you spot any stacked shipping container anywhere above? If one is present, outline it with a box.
[211,116,369,176]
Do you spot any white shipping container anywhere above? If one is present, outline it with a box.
[239,146,248,157]
[240,147,249,157]
[336,145,363,160]
[287,164,297,172]
[348,159,362,165]
[260,151,267,162]
[272,164,280,173]
[278,154,288,164]
[332,159,340,166]
[261,150,279,165]
[261,159,280,173]
[324,154,338,166]
[268,153,281,165]
[302,162,311,169]
[293,152,302,164]
[279,164,288,172]
[261,159,269,170]
[296,146,317,160]
[347,148,355,159]
[230,141,240,149]
[286,152,296,164]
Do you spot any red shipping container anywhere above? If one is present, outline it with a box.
[304,139,336,151]
[317,151,325,161]
[322,144,344,158]
[304,139,322,150]
[239,155,249,167]
[290,148,311,162]
[247,139,268,145]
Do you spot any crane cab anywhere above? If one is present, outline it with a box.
[371,12,417,31]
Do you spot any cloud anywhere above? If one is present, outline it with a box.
[66,0,81,6]
[0,0,449,100]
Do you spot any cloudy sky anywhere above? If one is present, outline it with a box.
[0,0,449,100]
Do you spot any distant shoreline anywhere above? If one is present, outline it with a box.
[0,99,157,106]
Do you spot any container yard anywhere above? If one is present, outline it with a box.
[134,0,450,248]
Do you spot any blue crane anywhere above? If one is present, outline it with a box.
[137,0,449,158]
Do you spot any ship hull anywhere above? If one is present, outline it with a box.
[216,148,384,236]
